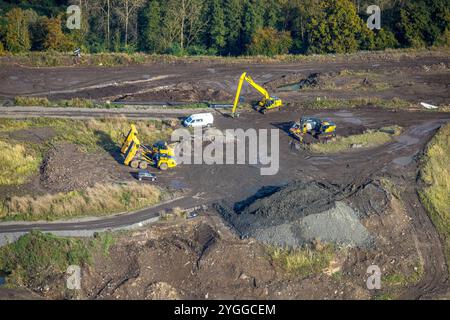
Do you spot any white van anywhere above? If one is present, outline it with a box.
[183,113,214,128]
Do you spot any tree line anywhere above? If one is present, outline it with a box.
[0,0,448,56]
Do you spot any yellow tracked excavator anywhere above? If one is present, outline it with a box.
[121,124,177,171]
[231,72,283,117]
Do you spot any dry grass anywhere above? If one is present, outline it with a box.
[14,96,51,107]
[0,117,173,152]
[309,126,402,154]
[1,48,448,67]
[268,243,336,278]
[419,124,450,273]
[0,182,161,221]
[0,140,41,185]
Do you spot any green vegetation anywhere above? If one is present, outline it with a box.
[0,118,173,220]
[303,97,412,110]
[309,126,402,154]
[419,124,450,274]
[0,182,162,221]
[383,266,423,287]
[0,139,41,185]
[0,1,447,57]
[14,96,211,110]
[0,230,113,288]
[247,28,293,56]
[0,117,173,152]
[14,96,106,108]
[268,244,336,277]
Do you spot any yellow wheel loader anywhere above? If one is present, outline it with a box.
[231,72,283,117]
[121,125,177,171]
[289,117,337,143]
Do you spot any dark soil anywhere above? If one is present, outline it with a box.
[40,143,124,193]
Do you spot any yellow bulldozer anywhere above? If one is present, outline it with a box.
[231,72,283,117]
[120,125,177,170]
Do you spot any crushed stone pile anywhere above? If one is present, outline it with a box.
[217,181,373,248]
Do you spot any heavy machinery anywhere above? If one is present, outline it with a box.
[121,125,177,171]
[289,117,337,143]
[231,72,283,117]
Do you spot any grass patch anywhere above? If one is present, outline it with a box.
[383,266,423,287]
[1,48,447,67]
[14,96,109,109]
[0,139,41,185]
[0,230,114,289]
[0,182,162,221]
[268,244,336,278]
[302,97,412,110]
[0,117,173,152]
[14,97,212,109]
[14,96,51,107]
[419,124,450,274]
[309,126,402,154]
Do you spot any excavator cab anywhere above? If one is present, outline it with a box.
[232,72,283,117]
[290,117,337,142]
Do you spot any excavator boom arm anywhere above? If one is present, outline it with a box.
[231,72,271,116]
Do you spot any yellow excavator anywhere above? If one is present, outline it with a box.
[121,125,177,170]
[289,117,337,143]
[231,72,283,117]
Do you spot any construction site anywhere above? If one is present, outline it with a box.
[0,49,449,301]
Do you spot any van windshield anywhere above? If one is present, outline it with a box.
[185,117,192,123]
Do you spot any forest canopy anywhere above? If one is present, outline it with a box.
[0,0,448,56]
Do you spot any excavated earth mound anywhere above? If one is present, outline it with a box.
[40,143,118,193]
[217,181,373,248]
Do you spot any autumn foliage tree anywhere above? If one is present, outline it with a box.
[5,8,31,53]
[43,16,74,51]
[247,27,293,56]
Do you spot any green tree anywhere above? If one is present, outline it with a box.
[242,0,264,47]
[140,0,162,52]
[205,0,226,53]
[224,0,243,55]
[5,8,31,52]
[397,1,436,48]
[306,0,365,54]
[374,29,399,50]
[247,27,293,56]
[263,0,281,29]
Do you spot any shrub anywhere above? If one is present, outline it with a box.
[247,28,293,56]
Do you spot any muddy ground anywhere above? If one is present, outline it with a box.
[0,52,449,105]
[0,52,449,299]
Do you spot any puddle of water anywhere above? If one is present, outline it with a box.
[334,111,354,118]
[0,272,6,286]
[170,180,187,190]
[395,135,420,146]
[393,156,413,166]
[278,83,301,91]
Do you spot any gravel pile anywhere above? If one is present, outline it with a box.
[218,181,373,248]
